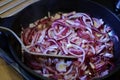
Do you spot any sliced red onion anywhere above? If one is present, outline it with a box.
[103,53,113,58]
[81,64,87,71]
[96,45,106,54]
[67,44,85,57]
[89,62,95,69]
[47,27,55,38]
[108,31,119,42]
[66,61,72,67]
[52,58,59,63]
[79,75,87,80]
[108,31,114,37]
[86,26,93,34]
[68,12,93,27]
[46,66,57,74]
[49,21,73,40]
[64,66,73,75]
[89,45,96,54]
[30,33,37,46]
[70,67,78,80]
[68,13,88,19]
[99,35,110,42]
[22,27,36,45]
[66,20,80,27]
[55,60,67,72]
[77,30,94,40]
[43,45,58,54]
[82,15,93,27]
[104,25,111,33]
[93,18,104,28]
[68,13,84,19]
[91,26,104,34]
[62,11,76,18]
[22,12,115,80]
[43,68,47,74]
[43,74,53,77]
[61,42,69,54]
[34,70,42,74]
[100,70,109,77]
[53,26,67,35]
[35,47,42,52]
[114,35,119,42]
[57,51,63,55]
[37,29,47,43]
[47,39,60,48]
[95,61,105,70]
[67,31,81,45]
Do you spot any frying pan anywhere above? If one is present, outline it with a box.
[1,0,120,80]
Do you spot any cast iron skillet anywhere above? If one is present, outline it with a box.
[3,0,120,80]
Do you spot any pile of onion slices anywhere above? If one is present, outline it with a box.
[21,12,118,80]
